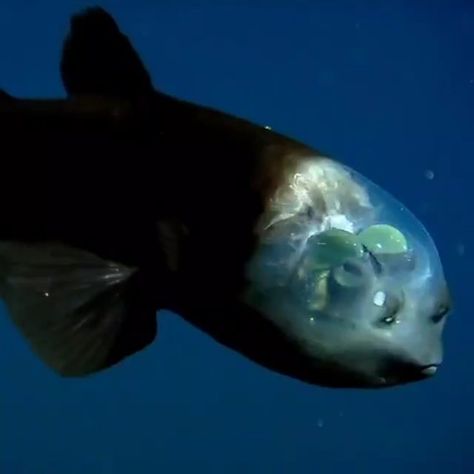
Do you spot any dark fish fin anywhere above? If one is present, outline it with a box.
[156,220,189,273]
[0,241,157,376]
[60,7,153,98]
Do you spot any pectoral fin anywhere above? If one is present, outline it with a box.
[0,241,157,376]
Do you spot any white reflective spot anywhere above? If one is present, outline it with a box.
[44,292,49,297]
[264,125,272,130]
[323,214,354,233]
[373,290,386,307]
[424,169,435,180]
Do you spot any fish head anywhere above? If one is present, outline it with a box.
[244,155,451,388]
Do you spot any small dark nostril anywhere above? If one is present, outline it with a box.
[431,304,450,323]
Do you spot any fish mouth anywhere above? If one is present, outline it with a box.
[402,362,441,381]
[419,364,440,377]
[377,361,442,387]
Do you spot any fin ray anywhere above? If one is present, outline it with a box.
[0,241,157,376]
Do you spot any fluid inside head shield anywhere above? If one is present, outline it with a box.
[244,156,447,385]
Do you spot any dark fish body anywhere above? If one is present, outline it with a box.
[0,8,451,388]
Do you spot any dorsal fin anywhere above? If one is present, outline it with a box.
[60,7,153,99]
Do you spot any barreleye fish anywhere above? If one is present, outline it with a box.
[0,7,451,388]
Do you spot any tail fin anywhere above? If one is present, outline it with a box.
[60,7,154,98]
[0,241,157,376]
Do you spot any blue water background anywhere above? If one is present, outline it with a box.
[1,1,472,472]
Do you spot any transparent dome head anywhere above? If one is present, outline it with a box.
[244,156,450,387]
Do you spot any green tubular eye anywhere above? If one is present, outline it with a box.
[307,228,364,270]
[358,224,408,255]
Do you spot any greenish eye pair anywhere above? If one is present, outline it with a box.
[307,224,408,271]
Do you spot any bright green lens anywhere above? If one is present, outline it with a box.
[308,228,364,269]
[358,224,408,254]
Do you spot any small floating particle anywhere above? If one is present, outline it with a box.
[424,169,435,180]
